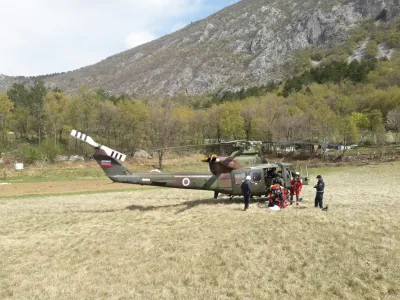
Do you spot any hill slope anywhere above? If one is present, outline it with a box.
[1,0,399,96]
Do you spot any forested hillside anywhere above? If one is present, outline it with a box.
[1,54,399,163]
[1,16,400,165]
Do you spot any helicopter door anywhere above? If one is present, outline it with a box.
[232,172,246,195]
[249,170,265,196]
[231,170,264,196]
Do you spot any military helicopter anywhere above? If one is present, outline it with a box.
[70,130,309,199]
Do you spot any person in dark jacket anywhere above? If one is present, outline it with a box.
[241,175,251,211]
[314,175,325,208]
[272,173,284,186]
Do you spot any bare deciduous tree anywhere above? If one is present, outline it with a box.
[146,100,182,169]
[387,108,400,140]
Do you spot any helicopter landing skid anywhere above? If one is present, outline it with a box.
[227,195,255,201]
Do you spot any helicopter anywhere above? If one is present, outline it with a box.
[70,129,309,200]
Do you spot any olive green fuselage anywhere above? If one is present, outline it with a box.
[94,148,308,197]
[108,169,269,197]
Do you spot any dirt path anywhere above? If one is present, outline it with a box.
[0,179,142,197]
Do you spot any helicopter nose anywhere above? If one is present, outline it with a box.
[210,155,220,163]
[202,154,219,163]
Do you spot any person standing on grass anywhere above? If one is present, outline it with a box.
[290,172,303,204]
[314,175,325,208]
[241,175,251,211]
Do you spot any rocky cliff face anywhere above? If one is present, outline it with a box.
[1,0,399,96]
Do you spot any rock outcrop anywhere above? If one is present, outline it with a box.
[1,0,399,96]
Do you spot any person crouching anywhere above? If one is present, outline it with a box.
[269,183,285,208]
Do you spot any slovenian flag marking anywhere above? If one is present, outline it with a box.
[101,160,112,167]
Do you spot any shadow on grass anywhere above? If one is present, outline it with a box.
[68,198,237,214]
[125,196,268,214]
[69,197,311,214]
[72,200,311,214]
[72,208,125,213]
[293,205,308,209]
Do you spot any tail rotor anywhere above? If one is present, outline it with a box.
[70,129,130,179]
[70,129,127,161]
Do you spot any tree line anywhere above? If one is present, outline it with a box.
[1,53,400,167]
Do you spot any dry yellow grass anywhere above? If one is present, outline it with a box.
[1,162,400,300]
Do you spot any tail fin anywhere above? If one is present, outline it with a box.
[92,150,131,178]
[70,130,131,179]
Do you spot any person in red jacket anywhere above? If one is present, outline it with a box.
[269,183,286,208]
[290,172,303,204]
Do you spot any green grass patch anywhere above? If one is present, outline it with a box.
[0,187,159,200]
[326,145,400,156]
[2,161,210,183]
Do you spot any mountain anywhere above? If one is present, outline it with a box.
[1,0,399,96]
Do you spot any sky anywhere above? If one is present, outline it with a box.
[0,0,239,76]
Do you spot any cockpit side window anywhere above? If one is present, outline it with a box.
[234,173,246,185]
[252,172,262,182]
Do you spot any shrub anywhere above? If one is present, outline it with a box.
[39,140,62,163]
[13,142,61,164]
[310,51,324,61]
[16,144,41,164]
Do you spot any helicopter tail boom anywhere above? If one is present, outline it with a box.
[69,130,236,195]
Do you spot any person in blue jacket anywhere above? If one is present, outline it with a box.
[241,175,251,211]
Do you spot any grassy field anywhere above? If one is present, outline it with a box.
[0,162,400,299]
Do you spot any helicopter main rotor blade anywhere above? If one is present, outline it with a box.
[151,140,262,152]
[151,143,221,152]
